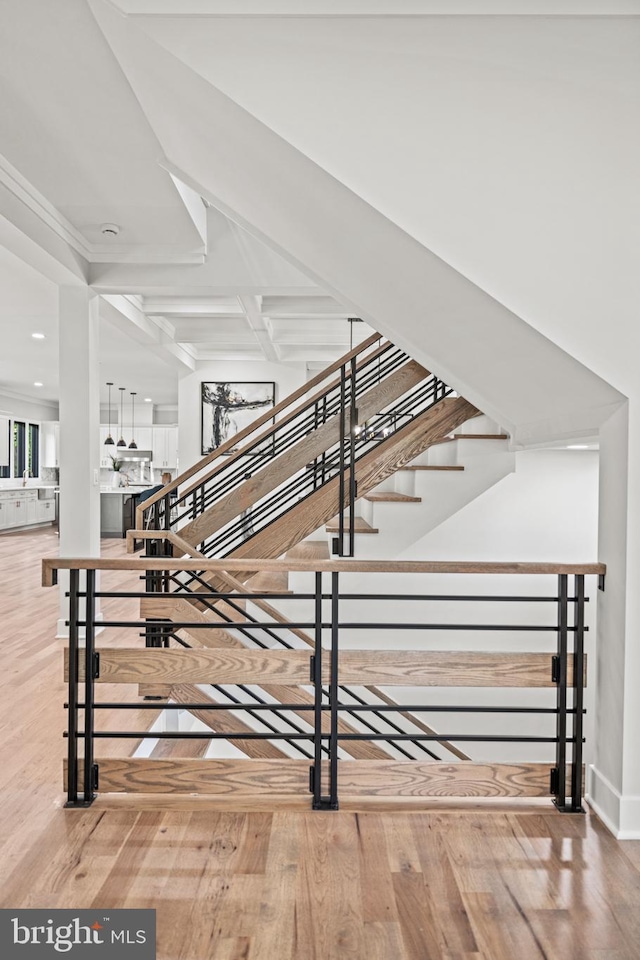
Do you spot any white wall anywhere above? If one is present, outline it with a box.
[0,393,58,423]
[327,450,599,765]
[177,360,306,471]
[400,449,598,563]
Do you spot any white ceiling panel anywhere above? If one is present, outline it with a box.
[0,0,201,251]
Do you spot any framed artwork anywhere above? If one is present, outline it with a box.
[201,381,276,455]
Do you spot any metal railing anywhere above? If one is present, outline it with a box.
[46,556,602,812]
[142,542,449,765]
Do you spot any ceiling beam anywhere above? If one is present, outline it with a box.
[0,187,89,287]
[89,260,324,297]
[238,294,279,361]
[143,296,243,315]
[101,295,196,372]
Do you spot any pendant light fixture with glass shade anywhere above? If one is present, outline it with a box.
[128,392,138,449]
[117,387,127,447]
[104,382,115,445]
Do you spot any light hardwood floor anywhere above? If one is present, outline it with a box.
[0,527,639,959]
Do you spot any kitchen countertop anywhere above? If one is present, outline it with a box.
[0,485,59,492]
[101,488,143,495]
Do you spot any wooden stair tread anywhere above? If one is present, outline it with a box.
[244,570,291,594]
[402,464,465,471]
[364,492,422,503]
[453,433,509,440]
[325,516,379,534]
[285,541,330,561]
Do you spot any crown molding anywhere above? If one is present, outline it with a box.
[0,154,92,259]
[0,386,59,409]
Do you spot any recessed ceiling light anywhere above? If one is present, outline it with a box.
[31,332,45,340]
[144,397,152,403]
[567,444,589,450]
[34,381,43,387]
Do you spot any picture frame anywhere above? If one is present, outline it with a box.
[201,381,276,456]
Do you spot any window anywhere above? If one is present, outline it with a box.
[28,423,39,477]
[3,419,41,478]
[0,420,9,479]
[13,420,25,478]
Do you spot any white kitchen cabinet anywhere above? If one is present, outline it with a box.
[0,416,9,467]
[6,493,36,527]
[122,426,153,451]
[152,426,178,471]
[26,497,38,524]
[36,498,55,523]
[0,490,54,531]
[41,421,60,468]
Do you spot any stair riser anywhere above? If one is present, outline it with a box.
[456,414,503,435]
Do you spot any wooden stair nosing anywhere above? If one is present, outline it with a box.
[453,433,509,440]
[325,516,379,534]
[363,492,422,503]
[402,465,465,472]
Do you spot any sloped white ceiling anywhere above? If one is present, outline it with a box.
[130,12,640,400]
[88,0,624,444]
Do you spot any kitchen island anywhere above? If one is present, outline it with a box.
[100,489,141,538]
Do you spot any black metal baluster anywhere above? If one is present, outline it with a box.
[321,395,328,484]
[144,536,162,648]
[554,574,569,809]
[65,568,80,806]
[348,356,357,558]
[83,569,96,804]
[337,364,347,556]
[329,572,339,809]
[571,574,586,812]
[312,571,324,808]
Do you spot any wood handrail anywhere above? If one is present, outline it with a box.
[136,331,383,521]
[42,551,605,587]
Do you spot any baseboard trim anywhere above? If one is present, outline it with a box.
[587,765,640,839]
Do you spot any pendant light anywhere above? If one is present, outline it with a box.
[104,382,115,445]
[117,387,126,447]
[128,392,138,449]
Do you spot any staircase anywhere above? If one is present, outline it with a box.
[137,333,479,563]
[135,334,488,765]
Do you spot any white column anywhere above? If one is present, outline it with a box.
[57,286,101,636]
[590,399,640,837]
